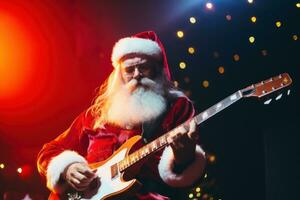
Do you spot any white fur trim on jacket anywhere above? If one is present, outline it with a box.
[111,37,162,68]
[158,145,205,187]
[46,150,87,192]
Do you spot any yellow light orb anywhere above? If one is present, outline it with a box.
[292,34,298,41]
[204,173,208,178]
[226,15,232,21]
[190,17,197,24]
[248,0,254,4]
[202,80,209,88]
[276,21,282,28]
[233,54,240,61]
[179,62,186,69]
[0,163,4,169]
[296,3,300,8]
[188,47,195,54]
[196,193,201,197]
[249,36,255,43]
[188,193,194,198]
[177,31,184,38]
[251,16,257,23]
[218,66,225,74]
[195,187,201,192]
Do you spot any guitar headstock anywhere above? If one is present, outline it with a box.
[240,73,292,101]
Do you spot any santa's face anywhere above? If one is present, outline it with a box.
[104,56,166,127]
[120,57,157,86]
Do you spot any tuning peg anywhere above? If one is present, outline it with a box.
[264,99,272,105]
[275,93,283,101]
[287,89,291,96]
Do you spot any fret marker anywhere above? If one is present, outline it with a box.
[216,103,222,110]
[230,94,237,100]
[202,112,208,119]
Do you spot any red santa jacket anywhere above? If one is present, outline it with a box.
[37,96,205,199]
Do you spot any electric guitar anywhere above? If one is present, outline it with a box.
[55,73,292,200]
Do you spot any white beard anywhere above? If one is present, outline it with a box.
[105,78,167,128]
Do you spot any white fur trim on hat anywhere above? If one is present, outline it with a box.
[158,145,206,187]
[111,37,162,68]
[46,150,87,192]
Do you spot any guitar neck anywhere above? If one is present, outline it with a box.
[118,90,243,172]
[194,90,243,125]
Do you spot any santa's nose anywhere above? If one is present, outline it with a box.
[133,68,143,80]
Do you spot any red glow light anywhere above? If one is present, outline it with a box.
[0,11,34,98]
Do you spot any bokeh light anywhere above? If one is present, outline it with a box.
[226,15,232,21]
[189,17,196,24]
[177,30,184,38]
[249,36,255,43]
[206,2,214,10]
[188,47,195,54]
[202,80,209,88]
[275,21,282,28]
[218,66,225,74]
[251,16,257,23]
[233,54,240,61]
[179,62,186,69]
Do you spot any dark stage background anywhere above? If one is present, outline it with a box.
[0,0,299,199]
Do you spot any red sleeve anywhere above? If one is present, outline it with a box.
[36,111,91,192]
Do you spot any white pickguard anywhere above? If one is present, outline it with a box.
[80,148,135,200]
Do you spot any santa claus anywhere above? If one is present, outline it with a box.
[37,31,206,200]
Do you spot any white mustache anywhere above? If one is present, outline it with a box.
[125,78,157,92]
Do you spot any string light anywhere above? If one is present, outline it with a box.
[202,80,209,88]
[292,34,298,41]
[248,0,254,4]
[188,193,194,198]
[218,66,225,74]
[196,187,201,192]
[249,36,255,43]
[275,21,282,28]
[206,2,214,10]
[196,193,201,197]
[296,3,300,8]
[261,50,268,56]
[213,51,220,58]
[190,17,197,24]
[179,62,186,69]
[233,54,240,61]
[0,163,4,169]
[188,47,195,54]
[177,31,184,38]
[17,167,22,174]
[226,15,232,21]
[208,155,216,163]
[251,16,257,23]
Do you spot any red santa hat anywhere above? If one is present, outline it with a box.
[111,31,171,80]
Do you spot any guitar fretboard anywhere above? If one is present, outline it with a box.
[118,91,243,172]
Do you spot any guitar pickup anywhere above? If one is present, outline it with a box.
[111,163,119,179]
